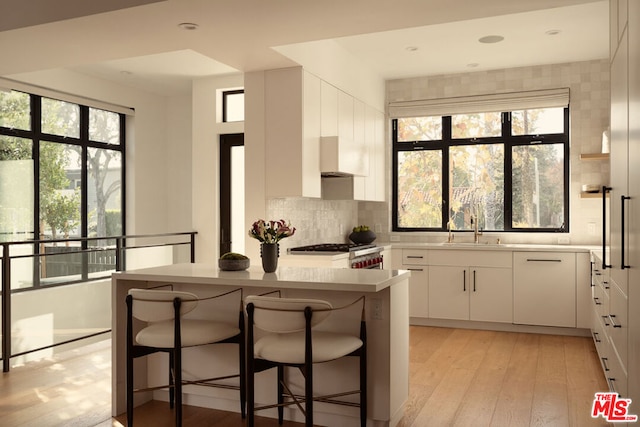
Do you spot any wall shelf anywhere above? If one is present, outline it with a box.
[580,153,610,161]
[580,192,608,199]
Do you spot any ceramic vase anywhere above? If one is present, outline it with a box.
[260,243,279,273]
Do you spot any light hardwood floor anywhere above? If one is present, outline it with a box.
[0,326,610,426]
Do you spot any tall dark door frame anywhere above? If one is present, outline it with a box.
[219,133,244,255]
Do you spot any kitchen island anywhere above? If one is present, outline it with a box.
[111,263,410,427]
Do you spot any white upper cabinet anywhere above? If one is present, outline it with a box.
[264,68,384,201]
[320,81,370,177]
[264,67,321,198]
[354,105,385,201]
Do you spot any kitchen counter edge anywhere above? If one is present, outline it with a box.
[112,262,410,293]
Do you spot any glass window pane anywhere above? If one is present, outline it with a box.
[0,90,31,130]
[89,108,121,145]
[449,144,504,231]
[512,107,564,135]
[397,117,442,142]
[452,112,501,139]
[397,150,442,228]
[512,143,565,228]
[41,98,80,138]
[224,91,244,122]
[39,142,81,240]
[0,136,34,242]
[88,147,122,241]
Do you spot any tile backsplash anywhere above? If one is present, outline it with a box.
[267,198,358,251]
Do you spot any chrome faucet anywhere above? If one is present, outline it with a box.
[471,215,483,243]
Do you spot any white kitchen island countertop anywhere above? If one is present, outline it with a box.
[112,263,410,427]
[112,262,409,292]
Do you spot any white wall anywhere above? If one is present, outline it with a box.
[191,74,244,263]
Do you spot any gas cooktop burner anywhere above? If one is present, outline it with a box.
[289,243,375,253]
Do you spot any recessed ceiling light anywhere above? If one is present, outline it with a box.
[467,63,479,68]
[406,46,418,52]
[178,22,199,31]
[478,35,504,44]
[545,29,561,36]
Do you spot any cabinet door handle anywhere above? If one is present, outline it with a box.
[609,314,622,328]
[406,255,424,259]
[593,331,601,343]
[602,315,611,327]
[526,259,562,262]
[607,377,617,394]
[593,297,601,305]
[602,186,612,269]
[407,268,423,272]
[602,357,610,372]
[603,281,610,289]
[622,195,631,269]
[473,270,476,292]
[463,270,466,292]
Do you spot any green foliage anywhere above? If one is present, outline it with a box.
[220,252,249,260]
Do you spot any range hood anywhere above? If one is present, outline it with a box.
[320,136,369,177]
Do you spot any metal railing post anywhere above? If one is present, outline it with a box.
[115,237,122,271]
[2,243,11,372]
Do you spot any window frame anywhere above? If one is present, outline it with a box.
[222,89,244,123]
[0,90,126,287]
[392,108,570,233]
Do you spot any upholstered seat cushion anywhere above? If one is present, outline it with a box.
[254,330,363,364]
[136,319,240,348]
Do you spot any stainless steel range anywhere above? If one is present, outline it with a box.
[289,243,384,269]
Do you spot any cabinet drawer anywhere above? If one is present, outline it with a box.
[608,283,628,371]
[513,252,576,327]
[593,283,610,320]
[429,250,511,268]
[606,349,629,397]
[402,249,428,265]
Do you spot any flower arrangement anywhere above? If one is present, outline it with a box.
[248,219,296,244]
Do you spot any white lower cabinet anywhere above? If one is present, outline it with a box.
[513,252,576,327]
[428,251,512,323]
[408,267,429,318]
[397,249,429,318]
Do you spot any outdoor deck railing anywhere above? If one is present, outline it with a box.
[1,231,197,372]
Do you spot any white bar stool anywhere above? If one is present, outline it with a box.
[245,295,367,427]
[126,287,246,426]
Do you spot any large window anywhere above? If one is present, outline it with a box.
[0,89,125,287]
[393,107,569,232]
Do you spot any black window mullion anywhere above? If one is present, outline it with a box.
[391,120,400,231]
[562,107,570,232]
[79,107,89,280]
[441,116,451,228]
[503,112,513,231]
[120,114,127,242]
[32,95,42,288]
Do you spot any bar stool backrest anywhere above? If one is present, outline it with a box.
[128,289,198,322]
[245,296,332,333]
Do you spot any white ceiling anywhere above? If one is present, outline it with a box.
[0,0,609,96]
